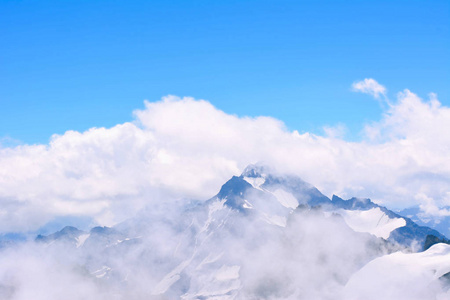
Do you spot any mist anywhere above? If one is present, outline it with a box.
[3,180,448,300]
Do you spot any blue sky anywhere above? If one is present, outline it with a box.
[1,0,449,144]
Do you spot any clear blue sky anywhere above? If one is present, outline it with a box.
[1,0,449,144]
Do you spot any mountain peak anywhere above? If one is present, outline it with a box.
[331,194,378,210]
[241,163,272,178]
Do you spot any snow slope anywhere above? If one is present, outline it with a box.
[344,243,450,300]
[335,207,406,239]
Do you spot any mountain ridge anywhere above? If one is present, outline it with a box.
[37,164,447,249]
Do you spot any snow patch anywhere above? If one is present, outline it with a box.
[243,200,253,209]
[153,259,192,295]
[272,189,299,209]
[76,233,90,248]
[196,252,224,270]
[215,265,240,281]
[91,266,111,278]
[337,207,406,239]
[199,199,227,234]
[210,198,226,214]
[262,214,287,227]
[243,176,265,190]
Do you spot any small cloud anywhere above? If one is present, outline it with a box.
[352,78,387,99]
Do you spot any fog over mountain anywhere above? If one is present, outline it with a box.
[1,165,450,300]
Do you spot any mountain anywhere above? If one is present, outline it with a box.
[36,226,86,244]
[399,205,450,239]
[330,195,446,248]
[30,164,450,250]
[213,164,445,249]
[2,164,450,299]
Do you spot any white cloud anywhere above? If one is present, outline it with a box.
[417,193,450,218]
[0,88,449,233]
[352,78,387,99]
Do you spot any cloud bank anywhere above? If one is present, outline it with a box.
[0,84,449,233]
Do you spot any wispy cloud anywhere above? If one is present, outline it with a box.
[323,123,347,139]
[0,136,22,148]
[352,78,387,99]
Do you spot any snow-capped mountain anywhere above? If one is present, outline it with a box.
[213,164,444,248]
[1,164,450,300]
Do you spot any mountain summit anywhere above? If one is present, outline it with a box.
[212,164,445,247]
